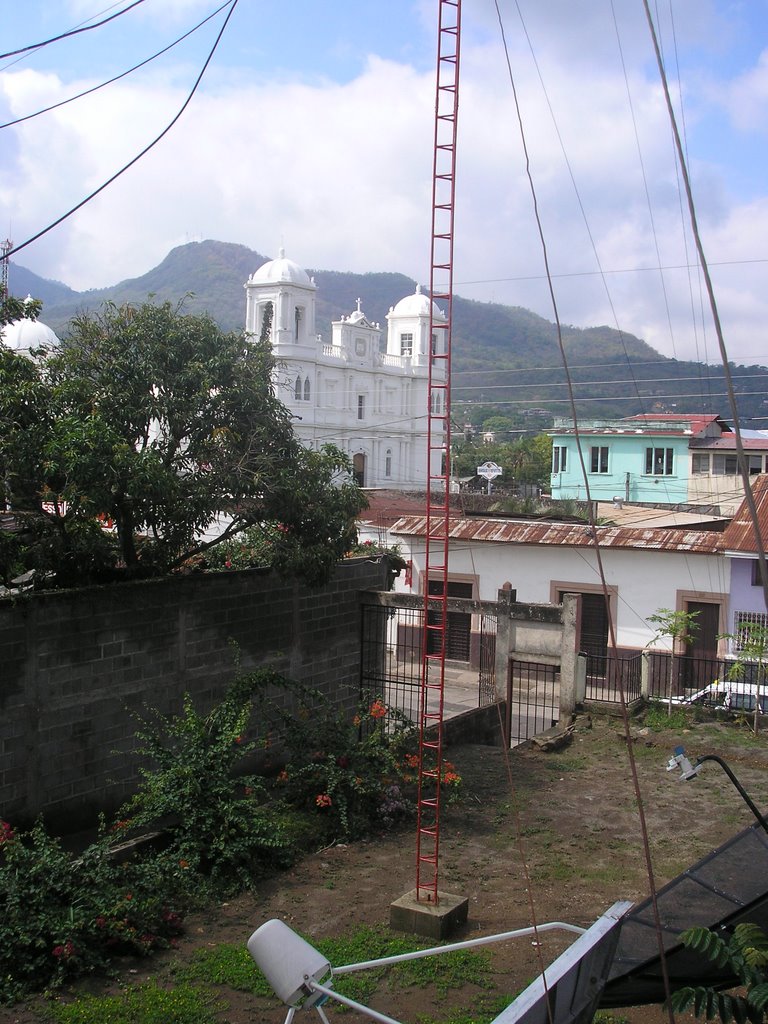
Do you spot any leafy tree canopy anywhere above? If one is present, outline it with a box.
[0,300,366,588]
[452,433,552,488]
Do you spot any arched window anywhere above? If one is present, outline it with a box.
[385,449,392,478]
[304,377,311,401]
[295,306,303,341]
[294,376,302,400]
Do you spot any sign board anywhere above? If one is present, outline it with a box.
[477,461,502,481]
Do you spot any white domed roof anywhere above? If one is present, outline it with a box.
[390,284,446,320]
[1,315,60,357]
[249,248,313,287]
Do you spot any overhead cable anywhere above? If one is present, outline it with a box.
[4,0,239,263]
[1,1,234,131]
[0,0,147,60]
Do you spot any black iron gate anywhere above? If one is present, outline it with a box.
[506,659,559,746]
[360,599,497,726]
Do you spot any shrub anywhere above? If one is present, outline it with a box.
[117,668,296,892]
[273,694,417,840]
[0,823,186,1004]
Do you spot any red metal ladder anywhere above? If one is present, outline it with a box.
[415,0,462,904]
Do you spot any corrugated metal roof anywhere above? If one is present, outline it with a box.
[390,515,723,554]
[722,476,768,553]
[689,436,768,450]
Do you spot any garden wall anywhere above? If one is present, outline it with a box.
[0,558,390,832]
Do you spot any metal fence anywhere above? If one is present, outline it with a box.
[506,659,559,746]
[647,652,729,699]
[359,599,498,726]
[585,653,642,703]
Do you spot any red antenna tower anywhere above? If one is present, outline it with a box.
[415,0,461,904]
[1,238,12,303]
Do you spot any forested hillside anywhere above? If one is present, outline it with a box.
[9,239,768,424]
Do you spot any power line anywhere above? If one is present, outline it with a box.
[453,257,768,289]
[4,0,239,264]
[453,371,768,393]
[0,1,234,131]
[0,1,147,61]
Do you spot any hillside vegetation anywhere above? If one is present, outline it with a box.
[10,239,768,423]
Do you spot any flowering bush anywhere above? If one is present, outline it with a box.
[274,695,417,839]
[0,822,186,1004]
[203,524,282,571]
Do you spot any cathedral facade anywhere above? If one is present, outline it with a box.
[244,251,447,490]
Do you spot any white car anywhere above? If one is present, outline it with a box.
[669,679,768,713]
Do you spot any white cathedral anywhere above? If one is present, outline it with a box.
[244,250,447,491]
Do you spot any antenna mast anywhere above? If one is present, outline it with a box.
[1,238,11,302]
[415,0,461,904]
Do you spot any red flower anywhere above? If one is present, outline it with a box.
[315,794,332,808]
[369,699,387,719]
[0,821,15,844]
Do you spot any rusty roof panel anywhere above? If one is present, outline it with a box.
[390,516,723,554]
[722,476,768,553]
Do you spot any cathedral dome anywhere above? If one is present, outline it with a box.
[249,248,313,287]
[390,284,446,320]
[1,310,60,357]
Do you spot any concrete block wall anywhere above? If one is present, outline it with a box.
[0,558,389,832]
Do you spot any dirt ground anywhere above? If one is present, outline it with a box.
[6,709,768,1024]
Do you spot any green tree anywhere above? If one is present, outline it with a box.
[719,620,768,735]
[0,300,366,587]
[671,923,768,1023]
[1,294,42,328]
[647,607,699,714]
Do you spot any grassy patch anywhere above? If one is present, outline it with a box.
[540,756,586,773]
[174,926,492,1008]
[416,992,513,1024]
[644,701,691,732]
[45,981,221,1024]
[172,943,273,996]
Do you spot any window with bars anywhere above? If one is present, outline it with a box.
[692,453,710,474]
[733,612,768,652]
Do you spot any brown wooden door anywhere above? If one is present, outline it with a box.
[427,580,472,660]
[682,601,721,688]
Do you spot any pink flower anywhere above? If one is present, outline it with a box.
[315,794,332,808]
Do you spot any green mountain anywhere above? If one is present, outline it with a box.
[9,239,768,424]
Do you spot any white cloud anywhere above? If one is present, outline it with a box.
[2,1,767,367]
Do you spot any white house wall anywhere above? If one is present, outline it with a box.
[393,537,730,651]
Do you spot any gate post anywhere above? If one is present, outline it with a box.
[494,586,514,701]
[559,593,581,716]
[641,650,650,700]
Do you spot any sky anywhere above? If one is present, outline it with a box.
[1,0,768,366]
